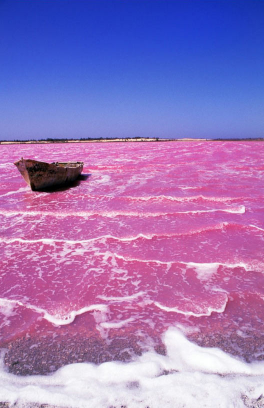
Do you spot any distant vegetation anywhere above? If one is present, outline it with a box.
[0,136,263,144]
[0,136,162,143]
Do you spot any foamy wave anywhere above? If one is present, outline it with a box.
[249,224,264,232]
[0,162,14,169]
[0,222,251,246]
[163,327,259,374]
[154,296,228,317]
[100,317,135,329]
[0,298,107,326]
[98,292,145,302]
[103,252,251,272]
[0,205,246,218]
[44,305,108,326]
[123,194,243,203]
[0,299,16,318]
[0,234,154,245]
[188,262,220,281]
[187,261,249,281]
[179,186,200,190]
[224,205,245,214]
[0,187,29,198]
[2,328,264,407]
[178,205,245,215]
[0,233,252,276]
[101,251,174,266]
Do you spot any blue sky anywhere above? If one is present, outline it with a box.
[0,0,263,140]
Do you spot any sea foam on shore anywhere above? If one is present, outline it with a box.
[1,329,264,408]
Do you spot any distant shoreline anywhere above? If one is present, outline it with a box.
[0,137,264,145]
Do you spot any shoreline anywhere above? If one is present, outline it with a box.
[1,331,264,408]
[1,328,264,408]
[0,137,264,145]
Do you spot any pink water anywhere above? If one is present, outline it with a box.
[1,141,264,379]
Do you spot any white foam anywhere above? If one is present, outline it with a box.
[188,262,220,280]
[163,328,257,374]
[0,225,232,245]
[154,295,228,317]
[44,305,108,326]
[0,205,246,218]
[1,328,264,407]
[178,205,245,214]
[0,237,59,244]
[187,262,249,281]
[250,224,264,232]
[98,291,145,302]
[179,186,199,190]
[103,251,250,272]
[0,233,154,245]
[126,194,242,203]
[0,298,15,318]
[225,205,245,214]
[105,251,173,266]
[0,298,107,326]
[0,187,29,198]
[96,174,111,184]
[100,317,135,329]
[0,223,253,247]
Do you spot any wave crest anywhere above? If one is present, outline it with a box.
[0,298,107,326]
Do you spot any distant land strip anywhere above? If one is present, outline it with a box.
[0,137,264,144]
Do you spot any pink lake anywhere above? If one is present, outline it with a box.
[1,141,264,407]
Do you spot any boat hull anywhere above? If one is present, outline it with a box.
[14,159,84,191]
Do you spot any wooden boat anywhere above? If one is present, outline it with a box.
[14,158,84,191]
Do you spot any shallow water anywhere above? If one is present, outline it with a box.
[0,141,264,407]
